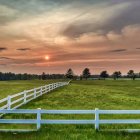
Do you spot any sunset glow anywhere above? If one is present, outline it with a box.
[0,0,140,74]
[45,56,50,60]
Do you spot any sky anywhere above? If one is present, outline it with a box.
[0,0,140,75]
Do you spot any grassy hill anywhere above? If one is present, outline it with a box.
[0,80,140,140]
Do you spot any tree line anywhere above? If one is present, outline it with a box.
[0,72,65,81]
[65,68,140,80]
[0,69,139,81]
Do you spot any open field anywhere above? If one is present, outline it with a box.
[0,80,140,140]
[0,80,65,99]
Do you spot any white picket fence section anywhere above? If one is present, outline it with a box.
[0,108,140,131]
[0,81,69,111]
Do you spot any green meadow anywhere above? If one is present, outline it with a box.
[0,80,140,140]
[0,80,64,99]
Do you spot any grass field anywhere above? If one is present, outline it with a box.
[0,80,64,99]
[0,80,140,140]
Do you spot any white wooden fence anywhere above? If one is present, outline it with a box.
[0,108,140,131]
[0,81,139,132]
[0,81,69,111]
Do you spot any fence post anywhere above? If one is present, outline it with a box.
[67,81,70,85]
[7,95,11,109]
[46,85,48,93]
[40,86,43,95]
[24,90,27,104]
[37,108,41,130]
[34,88,36,99]
[45,85,47,93]
[95,108,99,131]
[48,84,51,92]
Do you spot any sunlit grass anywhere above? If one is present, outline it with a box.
[0,79,65,99]
[0,80,140,139]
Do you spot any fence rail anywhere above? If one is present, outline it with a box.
[0,108,140,131]
[0,81,69,111]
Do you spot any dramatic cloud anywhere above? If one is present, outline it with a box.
[0,0,140,74]
[0,4,18,25]
[61,1,140,38]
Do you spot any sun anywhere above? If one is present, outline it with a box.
[45,55,50,60]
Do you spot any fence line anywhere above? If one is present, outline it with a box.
[0,108,140,131]
[0,81,70,111]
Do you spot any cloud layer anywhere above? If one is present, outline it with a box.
[0,0,140,74]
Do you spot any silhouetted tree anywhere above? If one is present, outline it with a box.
[82,68,91,80]
[100,71,109,80]
[113,71,121,80]
[65,68,74,79]
[41,72,46,80]
[127,70,135,80]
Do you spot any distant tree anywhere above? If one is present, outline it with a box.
[133,74,136,80]
[100,71,109,80]
[127,70,135,80]
[80,75,83,80]
[41,72,46,80]
[22,73,28,80]
[65,68,74,79]
[73,75,78,80]
[113,71,121,80]
[0,71,66,81]
[82,68,91,80]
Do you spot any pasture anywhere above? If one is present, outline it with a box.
[0,80,140,140]
[0,80,64,99]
